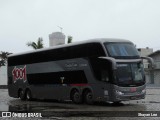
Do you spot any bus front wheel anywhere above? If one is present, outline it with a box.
[71,90,82,104]
[84,91,94,104]
[26,90,32,101]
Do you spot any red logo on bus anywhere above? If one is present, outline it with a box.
[12,66,27,82]
[130,87,136,92]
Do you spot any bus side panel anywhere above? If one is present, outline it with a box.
[7,58,104,101]
[8,85,19,98]
[85,57,113,102]
[29,85,71,100]
[8,66,18,98]
[8,65,29,98]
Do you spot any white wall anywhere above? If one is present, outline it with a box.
[0,66,7,85]
[49,32,65,46]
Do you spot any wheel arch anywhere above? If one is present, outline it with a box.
[18,88,24,97]
[82,87,93,98]
[25,87,31,93]
[70,88,80,100]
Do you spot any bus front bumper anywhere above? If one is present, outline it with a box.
[115,92,145,101]
[114,89,146,101]
[112,85,146,102]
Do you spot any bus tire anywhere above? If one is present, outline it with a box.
[84,90,94,105]
[71,90,82,104]
[26,90,32,101]
[112,101,121,105]
[19,89,26,100]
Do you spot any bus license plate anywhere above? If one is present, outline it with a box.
[130,96,136,100]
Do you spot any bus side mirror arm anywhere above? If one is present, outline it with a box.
[141,57,155,69]
[98,57,117,70]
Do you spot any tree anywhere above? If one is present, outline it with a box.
[0,51,11,67]
[27,37,44,49]
[67,36,72,44]
[0,59,5,66]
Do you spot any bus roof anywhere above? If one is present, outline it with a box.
[9,38,132,57]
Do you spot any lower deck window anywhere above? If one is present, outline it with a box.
[27,70,87,85]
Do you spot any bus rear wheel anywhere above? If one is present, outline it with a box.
[26,90,32,101]
[84,91,94,104]
[71,90,82,104]
[19,90,26,100]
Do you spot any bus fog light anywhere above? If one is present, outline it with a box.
[116,90,124,95]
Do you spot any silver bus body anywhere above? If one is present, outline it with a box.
[8,38,146,103]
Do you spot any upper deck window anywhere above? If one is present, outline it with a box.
[104,42,139,59]
[8,43,105,66]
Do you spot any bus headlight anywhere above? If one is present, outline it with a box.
[116,90,124,95]
[141,89,146,94]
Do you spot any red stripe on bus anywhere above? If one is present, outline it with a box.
[70,84,89,86]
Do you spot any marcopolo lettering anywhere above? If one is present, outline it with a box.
[12,65,27,82]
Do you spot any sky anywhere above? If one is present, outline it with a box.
[0,0,160,53]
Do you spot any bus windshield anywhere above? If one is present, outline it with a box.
[104,42,139,59]
[116,63,145,87]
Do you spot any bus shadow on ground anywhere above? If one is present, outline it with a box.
[8,98,125,112]
[27,98,125,107]
[41,99,125,106]
[8,101,134,117]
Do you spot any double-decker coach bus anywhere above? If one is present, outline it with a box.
[8,38,153,104]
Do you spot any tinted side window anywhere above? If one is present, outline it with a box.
[90,58,112,82]
[8,43,106,66]
[70,43,105,58]
[27,71,87,85]
[88,43,105,57]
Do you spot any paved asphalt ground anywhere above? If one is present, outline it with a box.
[0,86,160,120]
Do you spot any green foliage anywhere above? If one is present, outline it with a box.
[27,37,44,49]
[0,51,11,67]
[67,36,72,44]
[0,59,5,66]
